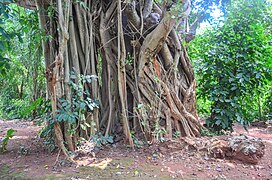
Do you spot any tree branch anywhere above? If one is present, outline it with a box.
[16,0,36,9]
[142,0,153,19]
[1,0,51,10]
[125,0,141,30]
[185,15,205,43]
[138,13,175,77]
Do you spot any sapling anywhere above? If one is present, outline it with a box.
[0,128,16,153]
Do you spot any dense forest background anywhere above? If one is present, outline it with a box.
[0,0,271,156]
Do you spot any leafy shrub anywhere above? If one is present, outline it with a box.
[0,99,30,119]
[21,97,50,118]
[263,87,272,120]
[54,72,99,128]
[189,0,272,130]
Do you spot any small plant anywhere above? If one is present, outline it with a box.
[54,71,99,133]
[130,131,144,148]
[0,128,16,153]
[152,120,167,142]
[126,54,133,66]
[90,133,113,147]
[173,131,181,139]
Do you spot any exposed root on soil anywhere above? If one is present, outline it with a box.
[157,135,265,164]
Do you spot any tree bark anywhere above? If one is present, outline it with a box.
[8,0,202,158]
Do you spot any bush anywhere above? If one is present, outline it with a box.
[189,0,272,130]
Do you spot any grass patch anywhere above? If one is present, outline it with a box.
[0,164,26,180]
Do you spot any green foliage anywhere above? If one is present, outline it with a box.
[37,71,99,151]
[21,98,50,118]
[0,3,15,75]
[38,100,55,152]
[173,131,181,139]
[200,127,225,137]
[0,99,30,119]
[152,120,167,142]
[90,133,113,147]
[130,131,144,148]
[262,86,272,120]
[54,71,99,127]
[0,4,46,119]
[39,121,56,152]
[189,0,272,130]
[0,128,16,153]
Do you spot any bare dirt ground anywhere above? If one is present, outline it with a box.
[0,119,272,180]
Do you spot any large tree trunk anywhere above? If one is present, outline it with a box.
[34,0,201,156]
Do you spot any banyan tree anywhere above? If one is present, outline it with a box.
[7,0,205,158]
